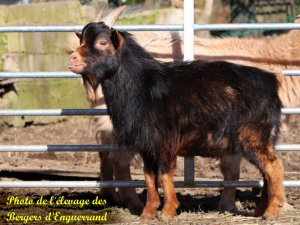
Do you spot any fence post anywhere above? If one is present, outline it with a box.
[183,0,195,186]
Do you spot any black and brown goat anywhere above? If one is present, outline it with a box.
[68,6,286,220]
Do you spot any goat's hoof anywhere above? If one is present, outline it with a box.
[261,208,280,220]
[160,215,174,221]
[262,212,278,220]
[140,211,156,220]
[160,209,176,221]
[160,213,175,221]
[261,200,288,219]
[140,213,156,220]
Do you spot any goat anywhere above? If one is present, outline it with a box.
[67,14,299,214]
[68,6,286,220]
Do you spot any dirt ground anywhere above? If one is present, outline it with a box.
[0,115,300,224]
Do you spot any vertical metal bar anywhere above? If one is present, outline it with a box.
[184,0,195,61]
[184,157,195,186]
[183,0,195,186]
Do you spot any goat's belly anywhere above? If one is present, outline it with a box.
[178,146,229,158]
[177,137,230,158]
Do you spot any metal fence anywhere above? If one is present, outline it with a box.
[1,1,300,188]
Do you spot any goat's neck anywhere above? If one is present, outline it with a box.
[100,44,168,146]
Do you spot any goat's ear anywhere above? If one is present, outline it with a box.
[110,30,124,50]
[296,15,300,23]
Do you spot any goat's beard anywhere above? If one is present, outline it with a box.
[82,74,102,104]
[80,53,119,104]
[83,53,119,81]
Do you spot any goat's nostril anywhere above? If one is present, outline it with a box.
[70,54,77,60]
[69,53,79,62]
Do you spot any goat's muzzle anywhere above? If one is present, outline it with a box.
[68,51,86,74]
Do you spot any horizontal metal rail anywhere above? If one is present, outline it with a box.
[0,145,120,152]
[0,109,107,116]
[193,23,300,31]
[0,180,298,188]
[1,23,300,32]
[282,70,300,76]
[0,108,298,116]
[0,72,80,78]
[282,108,300,114]
[275,144,300,151]
[0,70,299,78]
[0,144,298,152]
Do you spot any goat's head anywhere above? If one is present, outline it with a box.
[68,5,126,103]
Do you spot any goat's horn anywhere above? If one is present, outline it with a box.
[95,4,106,22]
[75,30,82,38]
[101,5,126,28]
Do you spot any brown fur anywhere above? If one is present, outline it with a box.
[142,172,160,219]
[158,172,179,220]
[238,125,264,149]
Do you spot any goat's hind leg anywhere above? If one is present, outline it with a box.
[247,145,285,219]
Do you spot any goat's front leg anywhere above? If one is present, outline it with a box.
[158,156,179,220]
[140,157,160,220]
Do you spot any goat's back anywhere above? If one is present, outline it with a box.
[132,60,282,158]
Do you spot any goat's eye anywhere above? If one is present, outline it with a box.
[94,39,108,50]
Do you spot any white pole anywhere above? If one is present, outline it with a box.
[183,0,195,185]
[184,0,194,61]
